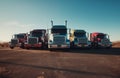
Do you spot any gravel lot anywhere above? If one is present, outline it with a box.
[0,48,120,78]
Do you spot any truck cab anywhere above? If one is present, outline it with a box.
[70,29,91,48]
[10,33,27,49]
[90,32,112,48]
[24,29,48,49]
[48,20,70,49]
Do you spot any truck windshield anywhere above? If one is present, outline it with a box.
[97,34,105,39]
[74,32,86,37]
[16,35,24,38]
[31,32,43,37]
[51,29,67,35]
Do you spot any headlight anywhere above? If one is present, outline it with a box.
[110,42,112,45]
[98,42,101,45]
[25,42,27,44]
[87,41,91,45]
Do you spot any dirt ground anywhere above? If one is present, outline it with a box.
[0,47,120,78]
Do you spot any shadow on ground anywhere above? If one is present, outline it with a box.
[0,61,116,78]
[50,48,120,55]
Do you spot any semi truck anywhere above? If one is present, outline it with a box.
[70,29,91,48]
[10,33,27,49]
[48,20,70,50]
[24,29,48,49]
[90,32,112,48]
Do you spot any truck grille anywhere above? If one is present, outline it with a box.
[101,39,110,45]
[11,39,18,45]
[28,37,38,44]
[53,36,65,44]
[78,38,87,44]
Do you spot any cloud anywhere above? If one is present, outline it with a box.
[0,21,33,42]
[1,21,19,26]
[0,21,36,28]
[0,20,47,29]
[0,20,45,42]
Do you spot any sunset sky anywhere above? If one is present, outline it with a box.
[0,0,120,42]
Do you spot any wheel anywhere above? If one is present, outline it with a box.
[106,46,112,49]
[70,42,74,48]
[49,48,54,51]
[20,43,25,49]
[10,46,14,49]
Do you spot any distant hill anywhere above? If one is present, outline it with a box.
[0,42,9,47]
[112,41,120,48]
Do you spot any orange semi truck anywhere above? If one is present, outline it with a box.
[90,32,112,48]
[70,29,91,48]
[24,29,48,49]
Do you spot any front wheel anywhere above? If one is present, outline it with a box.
[10,46,14,49]
[106,46,112,49]
[49,49,54,51]
[70,42,74,48]
[20,43,25,49]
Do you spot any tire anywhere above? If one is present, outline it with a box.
[10,46,14,49]
[70,42,74,48]
[49,48,54,51]
[20,43,25,49]
[106,46,112,49]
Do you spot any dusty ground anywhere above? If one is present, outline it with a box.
[112,41,120,48]
[0,47,120,78]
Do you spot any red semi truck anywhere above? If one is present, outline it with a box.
[10,33,27,49]
[24,29,48,49]
[90,32,112,48]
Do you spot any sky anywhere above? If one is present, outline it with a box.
[0,0,120,42]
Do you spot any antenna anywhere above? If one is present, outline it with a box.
[51,20,53,27]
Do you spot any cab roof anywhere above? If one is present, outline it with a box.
[74,30,86,33]
[52,25,67,29]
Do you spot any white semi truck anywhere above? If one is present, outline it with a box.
[48,20,70,50]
